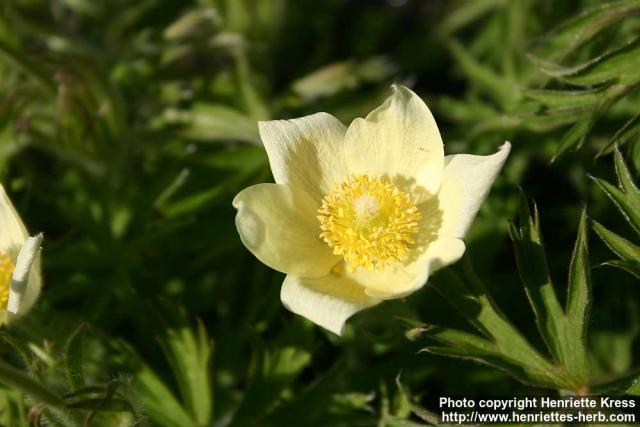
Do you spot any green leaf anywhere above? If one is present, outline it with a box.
[552,85,630,160]
[448,40,517,109]
[435,96,498,123]
[600,113,640,154]
[592,176,640,235]
[522,87,604,112]
[418,335,562,390]
[414,326,558,388]
[442,267,544,368]
[542,39,640,86]
[0,360,65,410]
[0,333,35,372]
[221,0,252,33]
[261,358,373,427]
[426,267,573,389]
[232,45,270,121]
[164,7,220,40]
[116,336,196,427]
[162,104,260,144]
[437,0,505,36]
[538,0,640,59]
[157,146,266,218]
[416,326,500,355]
[291,56,396,103]
[564,210,591,384]
[593,220,640,262]
[135,363,196,427]
[509,197,591,387]
[161,320,213,426]
[231,345,312,427]
[601,259,640,279]
[64,324,87,390]
[614,147,640,196]
[0,388,28,427]
[0,40,56,95]
[552,113,593,160]
[509,198,565,359]
[159,185,226,218]
[395,377,447,426]
[591,330,635,375]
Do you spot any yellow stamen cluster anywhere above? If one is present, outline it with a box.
[0,252,14,309]
[318,175,421,272]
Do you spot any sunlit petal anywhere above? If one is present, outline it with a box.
[0,184,28,253]
[259,112,348,201]
[281,273,380,335]
[425,142,511,239]
[234,183,339,277]
[343,85,444,201]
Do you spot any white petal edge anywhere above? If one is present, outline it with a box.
[429,142,511,239]
[258,112,348,201]
[0,184,28,252]
[343,85,444,201]
[8,233,43,319]
[233,183,339,278]
[357,238,466,299]
[281,274,381,335]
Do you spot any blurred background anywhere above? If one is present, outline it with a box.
[0,0,639,425]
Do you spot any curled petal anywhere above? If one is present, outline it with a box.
[8,233,43,318]
[281,274,381,335]
[259,113,348,201]
[343,85,444,201]
[426,142,511,239]
[233,184,339,277]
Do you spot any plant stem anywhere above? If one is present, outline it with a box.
[0,360,66,409]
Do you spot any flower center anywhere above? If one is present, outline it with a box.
[0,252,14,309]
[318,175,421,272]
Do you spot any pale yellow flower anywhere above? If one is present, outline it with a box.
[0,184,43,324]
[233,86,510,335]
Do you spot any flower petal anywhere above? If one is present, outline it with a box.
[0,184,28,252]
[233,183,339,277]
[280,238,465,334]
[351,238,466,299]
[8,233,43,318]
[343,85,444,200]
[281,273,381,335]
[259,112,347,201]
[426,142,511,239]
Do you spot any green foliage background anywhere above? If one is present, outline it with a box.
[0,0,639,425]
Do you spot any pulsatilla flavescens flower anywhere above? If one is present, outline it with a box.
[0,184,43,324]
[234,86,510,335]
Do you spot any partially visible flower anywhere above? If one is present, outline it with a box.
[233,85,510,335]
[0,184,43,324]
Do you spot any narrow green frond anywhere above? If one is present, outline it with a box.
[592,176,640,235]
[564,209,591,384]
[593,220,640,262]
[614,147,640,195]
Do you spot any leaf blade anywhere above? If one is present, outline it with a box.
[162,320,214,426]
[593,220,640,262]
[564,209,591,384]
[509,198,565,362]
[64,324,87,390]
[592,176,640,235]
